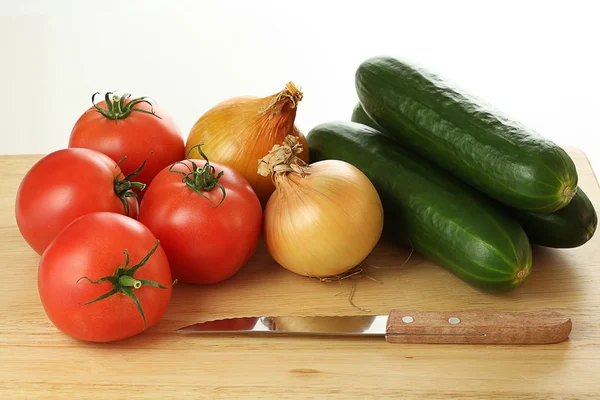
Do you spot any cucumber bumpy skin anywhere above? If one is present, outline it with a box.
[355,56,578,213]
[510,188,597,248]
[353,103,597,249]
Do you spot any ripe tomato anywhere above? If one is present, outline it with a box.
[139,145,262,284]
[15,148,144,255]
[38,212,173,342]
[69,92,185,197]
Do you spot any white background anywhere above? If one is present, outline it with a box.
[1,0,599,172]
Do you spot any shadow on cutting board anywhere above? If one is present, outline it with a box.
[488,245,584,312]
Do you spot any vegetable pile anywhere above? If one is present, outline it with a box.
[15,60,598,342]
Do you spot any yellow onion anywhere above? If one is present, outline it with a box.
[257,135,384,278]
[186,82,308,204]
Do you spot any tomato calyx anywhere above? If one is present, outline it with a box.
[91,92,162,122]
[76,240,176,330]
[169,143,227,207]
[113,156,149,216]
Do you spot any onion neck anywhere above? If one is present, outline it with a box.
[257,135,309,185]
[261,82,303,115]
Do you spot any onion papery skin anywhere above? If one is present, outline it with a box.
[186,84,309,204]
[263,160,383,277]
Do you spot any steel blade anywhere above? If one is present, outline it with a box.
[177,315,388,336]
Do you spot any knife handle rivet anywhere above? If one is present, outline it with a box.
[448,317,461,325]
[402,316,414,323]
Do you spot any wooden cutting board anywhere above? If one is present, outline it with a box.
[1,149,599,400]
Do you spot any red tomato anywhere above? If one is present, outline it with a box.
[68,92,185,197]
[139,147,262,284]
[15,148,143,255]
[38,212,173,342]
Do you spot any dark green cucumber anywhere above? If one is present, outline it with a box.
[351,103,384,132]
[352,102,383,130]
[511,188,597,248]
[307,121,532,292]
[355,56,578,213]
[352,103,597,249]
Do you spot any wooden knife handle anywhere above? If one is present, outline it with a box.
[385,310,572,344]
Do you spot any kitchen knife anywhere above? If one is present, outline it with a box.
[176,310,572,344]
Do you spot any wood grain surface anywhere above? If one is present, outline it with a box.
[1,149,599,400]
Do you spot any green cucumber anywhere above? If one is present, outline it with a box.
[355,56,578,213]
[352,102,382,130]
[352,103,597,249]
[511,188,597,248]
[307,121,532,292]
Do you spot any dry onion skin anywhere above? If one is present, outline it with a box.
[186,82,309,204]
[258,136,384,278]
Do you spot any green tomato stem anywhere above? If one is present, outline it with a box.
[113,155,151,216]
[168,143,227,208]
[119,275,142,289]
[76,240,176,330]
[91,92,162,121]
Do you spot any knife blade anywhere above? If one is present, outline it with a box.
[176,310,572,344]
